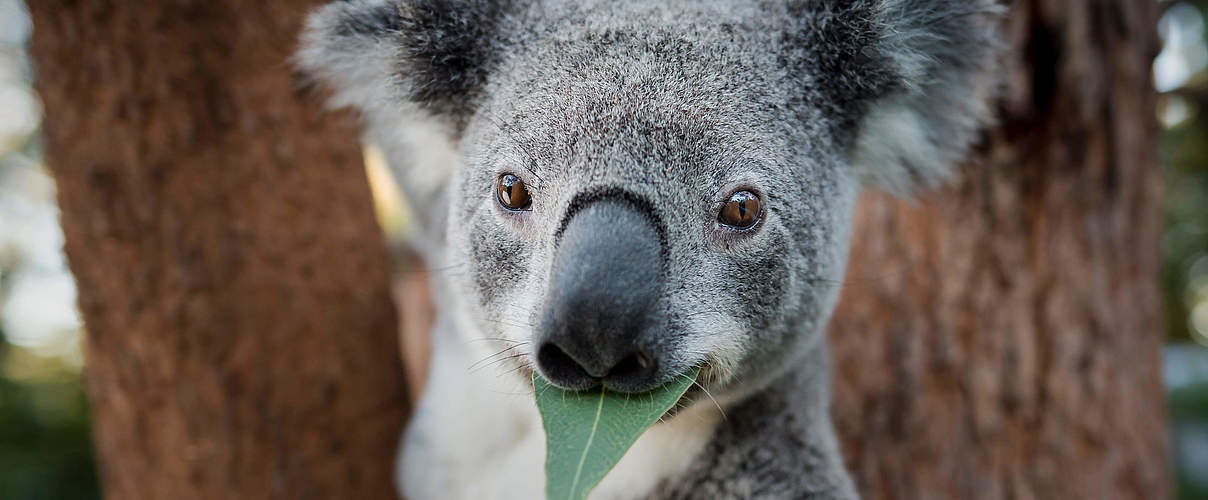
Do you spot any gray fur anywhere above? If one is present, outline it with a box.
[300,1,1001,498]
[650,346,854,499]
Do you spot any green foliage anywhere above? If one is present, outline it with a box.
[1170,381,1208,500]
[0,341,99,500]
[1155,3,1208,494]
[1160,0,1208,344]
[534,369,699,500]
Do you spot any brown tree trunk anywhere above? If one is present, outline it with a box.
[829,1,1168,499]
[28,2,407,499]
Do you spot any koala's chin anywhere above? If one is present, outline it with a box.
[301,0,1001,498]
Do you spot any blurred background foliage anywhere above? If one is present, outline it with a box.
[0,0,99,498]
[0,0,1206,498]
[1159,1,1208,498]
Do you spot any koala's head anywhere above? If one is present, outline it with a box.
[302,0,999,396]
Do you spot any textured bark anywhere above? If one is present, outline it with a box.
[828,1,1168,499]
[28,2,407,499]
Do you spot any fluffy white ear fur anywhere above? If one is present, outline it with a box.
[298,0,404,114]
[298,0,459,256]
[850,0,1003,194]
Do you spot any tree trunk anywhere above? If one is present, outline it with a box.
[828,1,1168,499]
[28,2,407,499]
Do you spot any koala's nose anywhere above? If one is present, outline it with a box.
[536,200,664,392]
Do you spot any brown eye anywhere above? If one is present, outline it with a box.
[718,191,761,229]
[497,174,532,211]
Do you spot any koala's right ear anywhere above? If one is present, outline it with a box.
[299,0,513,125]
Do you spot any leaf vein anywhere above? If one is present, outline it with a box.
[568,387,605,500]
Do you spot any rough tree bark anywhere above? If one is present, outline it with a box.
[829,1,1168,499]
[28,2,407,499]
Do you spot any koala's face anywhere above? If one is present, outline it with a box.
[302,0,998,397]
[449,34,856,394]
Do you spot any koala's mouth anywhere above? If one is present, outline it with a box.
[660,385,702,420]
[520,355,719,423]
[661,364,722,421]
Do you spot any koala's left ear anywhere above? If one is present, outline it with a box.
[789,0,1004,194]
[298,0,514,257]
[298,0,513,125]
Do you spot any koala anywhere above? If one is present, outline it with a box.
[300,0,1000,498]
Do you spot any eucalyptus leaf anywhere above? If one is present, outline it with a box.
[534,367,700,500]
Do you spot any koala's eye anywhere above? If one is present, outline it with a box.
[718,191,761,229]
[497,174,532,211]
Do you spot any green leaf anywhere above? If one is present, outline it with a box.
[534,368,700,500]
